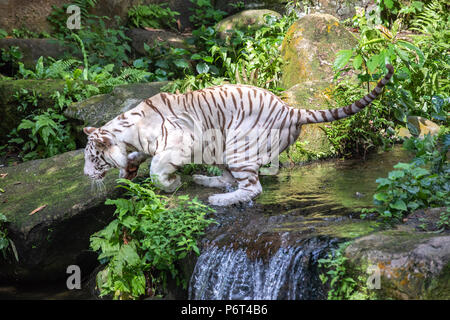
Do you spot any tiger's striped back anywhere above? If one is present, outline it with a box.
[83,64,394,206]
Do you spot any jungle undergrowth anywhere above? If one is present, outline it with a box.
[90,178,216,299]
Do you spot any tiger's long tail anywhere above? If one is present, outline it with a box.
[298,64,394,124]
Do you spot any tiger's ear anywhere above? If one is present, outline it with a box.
[83,127,97,135]
[94,136,112,149]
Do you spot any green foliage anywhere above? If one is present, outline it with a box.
[17,57,80,80]
[0,46,23,76]
[162,73,227,93]
[0,213,18,262]
[175,11,298,94]
[49,1,131,72]
[330,1,448,157]
[437,209,450,230]
[0,29,7,39]
[323,81,397,157]
[0,213,9,257]
[10,111,76,161]
[90,178,216,299]
[12,88,42,113]
[362,133,449,224]
[189,0,227,28]
[318,242,359,300]
[142,42,191,81]
[128,4,180,31]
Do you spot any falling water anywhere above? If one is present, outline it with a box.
[189,237,337,300]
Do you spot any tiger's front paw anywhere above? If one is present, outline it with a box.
[158,174,182,193]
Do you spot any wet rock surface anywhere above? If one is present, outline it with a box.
[345,207,450,300]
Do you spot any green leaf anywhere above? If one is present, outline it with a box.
[118,244,141,267]
[333,50,353,70]
[390,200,407,211]
[367,54,381,73]
[388,170,405,180]
[397,40,425,66]
[353,54,363,70]
[173,59,190,69]
[384,0,394,9]
[196,62,209,74]
[374,192,388,202]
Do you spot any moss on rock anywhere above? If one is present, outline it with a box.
[0,149,150,282]
[344,222,450,299]
[280,13,357,89]
[64,82,169,128]
[216,9,281,39]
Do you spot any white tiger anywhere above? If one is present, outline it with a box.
[83,64,394,206]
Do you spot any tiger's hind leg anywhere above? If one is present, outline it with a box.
[192,169,236,189]
[207,164,262,206]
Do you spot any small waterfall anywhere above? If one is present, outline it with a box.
[189,237,336,300]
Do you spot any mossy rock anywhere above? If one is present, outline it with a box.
[215,9,281,39]
[0,79,68,144]
[280,80,337,161]
[345,215,450,300]
[0,38,78,69]
[0,149,149,282]
[397,116,441,139]
[64,82,169,130]
[280,13,357,89]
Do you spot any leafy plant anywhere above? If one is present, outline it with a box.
[188,0,227,28]
[0,213,18,262]
[90,178,216,299]
[17,57,80,80]
[10,111,77,161]
[362,133,449,224]
[318,242,358,300]
[143,42,191,81]
[12,89,42,113]
[323,80,397,157]
[0,46,23,76]
[128,4,180,31]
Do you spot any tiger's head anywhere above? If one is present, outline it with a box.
[83,126,130,180]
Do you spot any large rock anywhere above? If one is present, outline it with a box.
[0,149,147,282]
[215,9,281,39]
[0,38,77,69]
[64,81,168,129]
[0,79,68,144]
[397,116,441,139]
[215,0,374,21]
[125,28,190,57]
[279,13,357,160]
[345,208,450,299]
[280,13,357,88]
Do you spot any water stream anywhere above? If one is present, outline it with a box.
[188,146,410,300]
[0,146,410,299]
